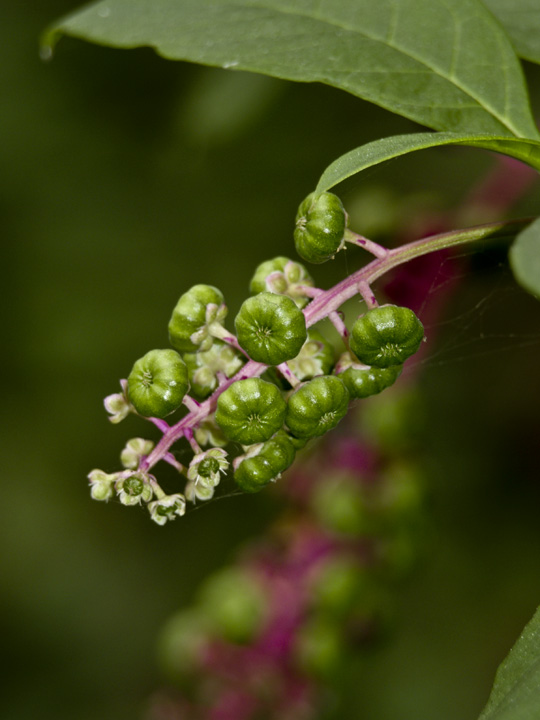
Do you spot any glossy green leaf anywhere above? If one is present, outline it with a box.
[509,218,540,300]
[483,0,540,64]
[316,132,540,192]
[43,0,538,138]
[478,605,540,720]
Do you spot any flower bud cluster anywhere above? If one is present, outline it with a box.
[88,436,189,525]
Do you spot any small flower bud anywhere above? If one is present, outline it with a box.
[287,329,335,381]
[103,380,132,424]
[148,494,187,525]
[88,469,117,501]
[183,341,244,400]
[194,418,228,448]
[120,438,155,470]
[185,480,215,503]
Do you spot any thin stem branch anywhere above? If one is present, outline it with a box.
[328,311,349,341]
[296,285,323,298]
[344,229,389,258]
[185,428,202,454]
[148,417,170,433]
[183,395,201,413]
[277,362,301,388]
[163,452,185,473]
[209,323,249,357]
[357,281,379,309]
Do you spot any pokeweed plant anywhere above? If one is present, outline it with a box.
[43,1,540,718]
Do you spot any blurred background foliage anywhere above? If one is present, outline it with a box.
[2,2,540,718]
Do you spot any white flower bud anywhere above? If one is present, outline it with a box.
[120,437,155,470]
[87,469,117,502]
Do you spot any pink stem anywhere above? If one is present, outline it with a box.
[357,281,379,309]
[328,311,349,341]
[344,231,388,258]
[277,363,301,388]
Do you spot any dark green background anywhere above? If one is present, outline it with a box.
[2,2,540,718]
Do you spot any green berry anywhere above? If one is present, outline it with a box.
[286,375,349,438]
[294,191,347,264]
[198,568,267,644]
[127,349,188,418]
[157,609,209,681]
[168,284,224,353]
[339,363,402,399]
[234,431,296,493]
[295,618,344,679]
[234,292,307,365]
[311,556,366,617]
[311,474,368,535]
[350,305,424,368]
[215,377,287,445]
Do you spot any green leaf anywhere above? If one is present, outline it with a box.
[483,0,540,64]
[478,605,540,720]
[316,132,540,192]
[43,0,538,138]
[509,218,540,300]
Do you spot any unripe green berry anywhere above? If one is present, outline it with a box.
[116,473,153,506]
[127,349,188,418]
[199,456,220,478]
[187,448,229,489]
[234,431,296,493]
[339,363,402,399]
[168,284,224,353]
[295,618,344,679]
[311,556,366,618]
[198,568,267,644]
[312,474,368,535]
[350,305,424,368]
[294,191,347,264]
[148,493,186,525]
[286,375,349,438]
[215,378,287,445]
[157,609,209,681]
[234,292,307,365]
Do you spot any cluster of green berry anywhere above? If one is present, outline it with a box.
[89,192,425,523]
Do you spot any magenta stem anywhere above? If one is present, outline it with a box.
[328,311,349,341]
[344,230,389,258]
[277,362,301,387]
[357,281,379,309]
